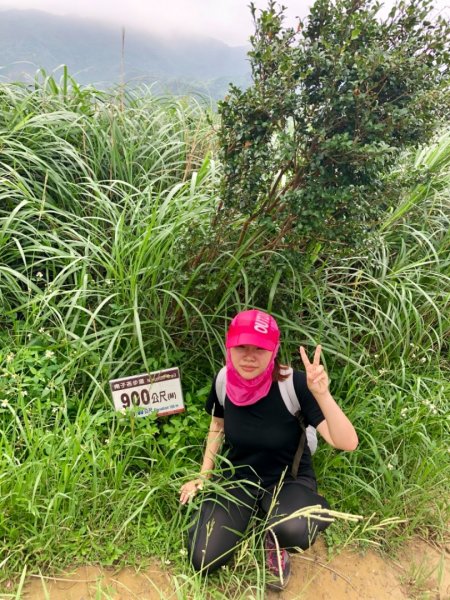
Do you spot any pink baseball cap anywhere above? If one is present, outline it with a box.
[226,309,280,351]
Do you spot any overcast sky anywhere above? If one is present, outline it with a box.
[0,0,308,46]
[0,0,448,46]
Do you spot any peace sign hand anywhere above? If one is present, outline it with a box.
[299,345,330,397]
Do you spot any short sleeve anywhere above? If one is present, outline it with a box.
[293,371,325,428]
[205,375,225,418]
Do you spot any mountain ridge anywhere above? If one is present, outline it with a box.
[0,9,251,99]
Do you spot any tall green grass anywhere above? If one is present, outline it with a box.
[0,79,449,595]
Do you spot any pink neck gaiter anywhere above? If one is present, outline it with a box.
[225,345,279,407]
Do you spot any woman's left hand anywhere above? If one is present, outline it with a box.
[299,345,329,397]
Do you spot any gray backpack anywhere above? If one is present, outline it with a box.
[215,366,318,474]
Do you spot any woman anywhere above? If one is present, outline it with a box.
[179,309,358,590]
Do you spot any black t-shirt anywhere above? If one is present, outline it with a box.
[205,370,325,487]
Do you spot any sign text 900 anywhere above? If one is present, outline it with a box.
[120,389,176,408]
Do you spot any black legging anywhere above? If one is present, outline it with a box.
[187,476,331,573]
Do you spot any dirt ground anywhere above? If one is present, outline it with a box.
[20,536,450,600]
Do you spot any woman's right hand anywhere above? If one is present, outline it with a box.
[179,478,204,505]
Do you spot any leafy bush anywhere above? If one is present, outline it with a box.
[218,0,450,252]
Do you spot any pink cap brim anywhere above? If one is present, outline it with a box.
[226,332,277,351]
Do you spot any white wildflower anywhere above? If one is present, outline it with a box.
[387,463,394,471]
[36,272,43,279]
[104,438,110,445]
[105,279,113,286]
[179,548,188,556]
[1,399,9,407]
[39,328,45,334]
[374,354,379,359]
[52,406,58,413]
[420,357,426,363]
[400,408,408,418]
[164,559,171,565]
[412,353,416,359]
[45,350,55,359]
[6,353,14,363]
[21,390,28,396]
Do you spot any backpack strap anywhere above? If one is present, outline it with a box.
[279,369,306,478]
[279,369,318,452]
[278,367,298,413]
[291,413,307,479]
[215,366,227,406]
[279,368,318,476]
[305,424,318,455]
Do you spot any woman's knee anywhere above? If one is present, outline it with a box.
[271,514,331,550]
[187,513,239,573]
[188,535,235,573]
[189,545,215,573]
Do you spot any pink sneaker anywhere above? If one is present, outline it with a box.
[265,530,291,591]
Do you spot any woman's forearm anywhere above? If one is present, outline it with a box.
[179,421,223,504]
[314,391,358,451]
[199,421,224,478]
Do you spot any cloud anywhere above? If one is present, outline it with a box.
[1,0,447,46]
[0,0,267,45]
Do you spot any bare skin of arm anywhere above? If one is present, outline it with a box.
[300,345,358,451]
[179,416,224,504]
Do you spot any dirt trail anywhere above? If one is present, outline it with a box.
[267,537,450,600]
[21,537,449,599]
